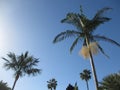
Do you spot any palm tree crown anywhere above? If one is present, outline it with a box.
[80,69,91,82]
[53,6,120,90]
[99,72,120,90]
[2,51,41,90]
[47,78,57,90]
[80,69,91,90]
[0,80,11,90]
[53,6,120,57]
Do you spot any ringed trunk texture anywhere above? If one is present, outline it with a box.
[12,74,19,90]
[85,35,99,90]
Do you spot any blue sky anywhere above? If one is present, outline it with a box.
[0,0,120,90]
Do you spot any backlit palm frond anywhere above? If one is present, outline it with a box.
[61,13,83,30]
[86,17,111,33]
[0,80,11,90]
[53,30,80,43]
[26,68,41,76]
[7,52,18,64]
[24,57,39,70]
[70,36,81,53]
[87,7,111,32]
[99,73,120,90]
[93,7,112,20]
[3,63,17,71]
[93,35,120,47]
[97,43,109,58]
[2,57,18,71]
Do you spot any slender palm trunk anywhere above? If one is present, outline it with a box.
[85,35,99,90]
[12,74,19,90]
[86,81,89,90]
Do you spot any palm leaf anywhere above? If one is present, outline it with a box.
[26,68,41,76]
[87,7,112,32]
[61,13,83,30]
[97,43,109,58]
[93,35,120,47]
[53,30,80,43]
[93,7,112,20]
[70,36,81,53]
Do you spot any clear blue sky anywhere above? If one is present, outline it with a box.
[0,0,120,90]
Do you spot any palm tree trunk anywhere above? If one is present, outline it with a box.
[85,35,99,90]
[12,74,19,90]
[86,81,89,90]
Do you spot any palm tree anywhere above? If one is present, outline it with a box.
[2,51,41,90]
[66,84,74,90]
[66,83,78,90]
[47,78,57,90]
[53,6,120,90]
[0,80,11,90]
[80,69,91,90]
[99,72,120,90]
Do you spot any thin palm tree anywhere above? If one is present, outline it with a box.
[0,80,11,90]
[2,51,41,90]
[80,69,91,90]
[53,6,120,90]
[47,78,57,90]
[99,72,120,90]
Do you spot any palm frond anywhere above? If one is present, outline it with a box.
[2,57,10,63]
[93,35,120,47]
[24,51,28,58]
[86,17,111,33]
[2,57,18,71]
[93,7,112,20]
[61,13,83,30]
[53,30,80,43]
[26,68,41,76]
[87,7,112,32]
[97,43,109,58]
[70,36,81,53]
[24,58,39,69]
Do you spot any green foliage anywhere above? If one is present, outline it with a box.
[2,51,41,90]
[0,80,11,90]
[99,72,120,90]
[80,69,91,90]
[66,83,78,90]
[53,6,120,57]
[80,69,91,81]
[47,78,57,90]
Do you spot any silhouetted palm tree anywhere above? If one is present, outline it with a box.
[66,83,78,90]
[47,78,57,90]
[80,69,91,90]
[0,80,11,90]
[2,51,41,90]
[53,6,120,90]
[99,72,120,90]
[66,84,74,90]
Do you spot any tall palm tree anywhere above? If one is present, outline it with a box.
[2,51,41,90]
[99,72,120,90]
[53,6,120,90]
[80,69,91,90]
[47,78,57,90]
[0,80,11,90]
